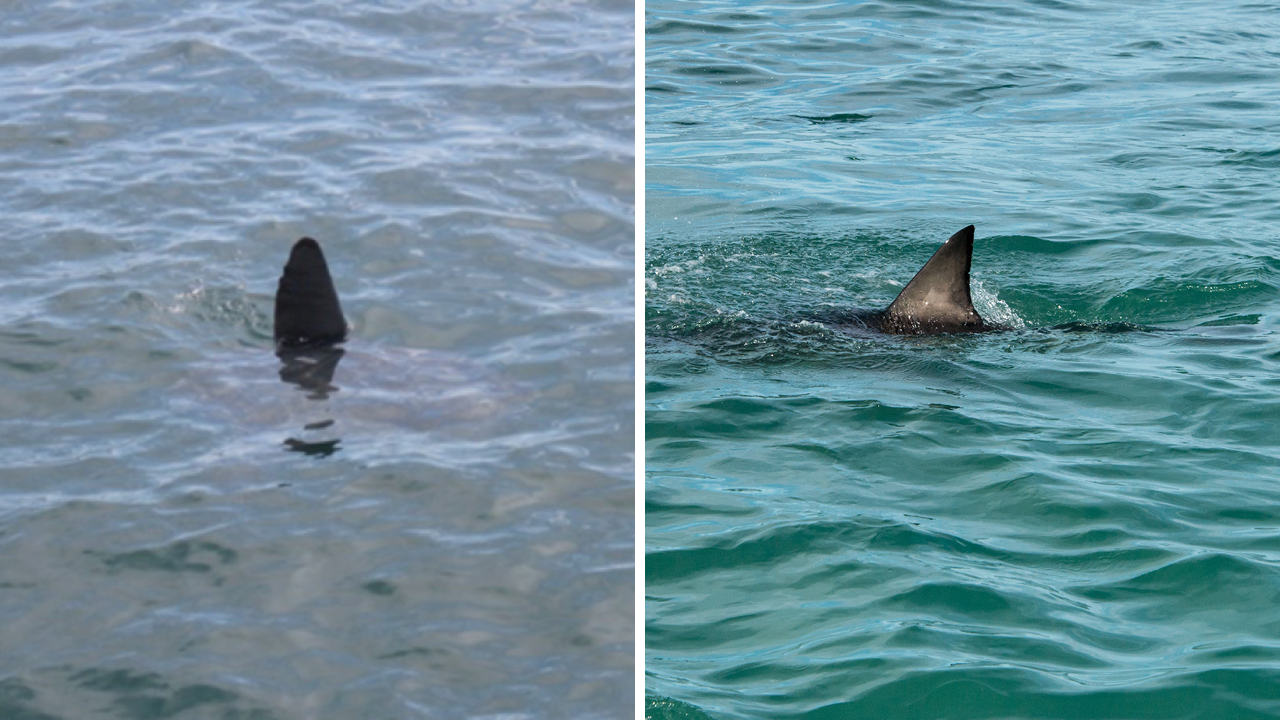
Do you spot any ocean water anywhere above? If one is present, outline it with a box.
[0,1,634,718]
[645,1,1280,718]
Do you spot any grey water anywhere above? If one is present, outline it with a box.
[0,1,634,718]
[646,0,1280,718]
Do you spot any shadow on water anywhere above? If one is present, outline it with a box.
[647,308,1182,373]
[277,345,344,457]
[1049,321,1166,333]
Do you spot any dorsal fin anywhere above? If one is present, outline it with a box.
[274,237,347,349]
[881,225,984,333]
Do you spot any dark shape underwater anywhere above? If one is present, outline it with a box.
[274,237,348,455]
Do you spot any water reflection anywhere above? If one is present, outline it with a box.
[277,345,344,456]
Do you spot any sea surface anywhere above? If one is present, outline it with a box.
[0,1,634,718]
[645,1,1280,718]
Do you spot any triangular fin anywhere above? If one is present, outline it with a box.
[881,225,984,333]
[274,237,347,348]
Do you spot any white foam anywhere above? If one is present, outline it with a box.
[972,279,1026,329]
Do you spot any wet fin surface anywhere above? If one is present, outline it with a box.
[880,225,986,334]
[274,237,348,349]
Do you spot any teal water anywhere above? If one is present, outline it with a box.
[645,1,1280,718]
[0,2,634,718]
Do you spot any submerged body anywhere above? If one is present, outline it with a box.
[263,237,509,455]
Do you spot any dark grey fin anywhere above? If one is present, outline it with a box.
[274,237,347,349]
[880,225,985,334]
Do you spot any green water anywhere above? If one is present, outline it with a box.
[646,0,1280,717]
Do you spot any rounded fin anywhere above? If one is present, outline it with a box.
[274,237,348,348]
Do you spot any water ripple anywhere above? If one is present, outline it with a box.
[647,0,1280,716]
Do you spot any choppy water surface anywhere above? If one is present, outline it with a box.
[0,1,634,717]
[646,1,1280,718]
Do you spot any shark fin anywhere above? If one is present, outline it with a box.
[881,225,985,334]
[274,237,347,349]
